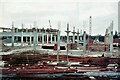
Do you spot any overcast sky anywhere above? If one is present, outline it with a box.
[0,0,119,36]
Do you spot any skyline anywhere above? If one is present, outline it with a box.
[0,0,120,36]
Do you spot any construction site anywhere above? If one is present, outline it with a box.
[0,0,120,80]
